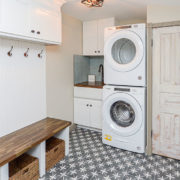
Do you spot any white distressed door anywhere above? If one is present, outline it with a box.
[152,26,180,160]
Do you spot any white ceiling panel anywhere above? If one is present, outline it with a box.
[62,0,147,21]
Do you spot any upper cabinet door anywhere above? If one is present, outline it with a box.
[83,18,116,56]
[0,0,62,45]
[0,0,30,36]
[83,20,98,56]
[97,18,115,55]
[30,2,61,43]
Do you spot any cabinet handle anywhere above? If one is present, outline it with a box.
[31,30,35,33]
[37,31,41,35]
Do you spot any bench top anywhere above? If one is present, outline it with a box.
[0,117,71,167]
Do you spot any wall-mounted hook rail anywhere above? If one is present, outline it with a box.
[38,49,43,58]
[7,46,13,57]
[24,48,29,57]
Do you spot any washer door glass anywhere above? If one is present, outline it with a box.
[110,101,135,127]
[103,92,143,136]
[112,38,136,65]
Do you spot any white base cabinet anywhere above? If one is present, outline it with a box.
[74,98,102,129]
[74,87,102,130]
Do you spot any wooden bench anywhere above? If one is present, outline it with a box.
[0,117,71,180]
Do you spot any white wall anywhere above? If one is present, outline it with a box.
[147,5,180,23]
[0,38,46,137]
[46,13,82,123]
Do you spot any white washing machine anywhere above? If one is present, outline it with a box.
[104,24,146,86]
[102,85,146,153]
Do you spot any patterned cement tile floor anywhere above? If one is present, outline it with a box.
[45,128,180,180]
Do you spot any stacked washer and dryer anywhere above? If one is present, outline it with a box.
[102,24,146,153]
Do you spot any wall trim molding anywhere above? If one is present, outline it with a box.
[147,20,180,28]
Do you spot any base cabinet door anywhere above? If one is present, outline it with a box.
[74,98,102,129]
[152,26,180,160]
[89,100,102,129]
[74,98,90,127]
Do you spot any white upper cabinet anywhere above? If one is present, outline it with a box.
[83,20,98,56]
[0,0,63,45]
[83,17,117,56]
[0,0,30,37]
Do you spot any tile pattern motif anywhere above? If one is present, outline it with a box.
[45,128,180,180]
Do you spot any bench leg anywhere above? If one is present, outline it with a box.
[28,141,46,178]
[55,127,70,156]
[0,164,9,180]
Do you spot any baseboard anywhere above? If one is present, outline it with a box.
[77,125,102,133]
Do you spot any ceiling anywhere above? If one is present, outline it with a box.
[62,0,147,21]
[62,0,180,21]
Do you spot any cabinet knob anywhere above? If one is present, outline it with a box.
[86,104,89,107]
[31,30,35,33]
[90,105,92,107]
[98,51,100,53]
[37,31,41,35]
[94,51,97,53]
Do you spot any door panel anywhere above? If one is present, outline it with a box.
[0,0,30,36]
[89,99,102,129]
[97,18,115,55]
[74,98,90,127]
[152,26,180,160]
[83,20,98,55]
[30,2,61,43]
[152,113,180,159]
[160,93,180,114]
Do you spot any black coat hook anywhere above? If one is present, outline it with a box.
[24,48,29,57]
[38,49,43,58]
[7,46,13,57]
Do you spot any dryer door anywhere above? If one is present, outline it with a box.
[104,30,144,72]
[103,93,143,136]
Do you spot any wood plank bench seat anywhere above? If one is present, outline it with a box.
[0,117,71,179]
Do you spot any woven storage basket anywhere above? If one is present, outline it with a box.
[46,137,65,171]
[9,153,39,180]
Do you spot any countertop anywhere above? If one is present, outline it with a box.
[74,81,104,89]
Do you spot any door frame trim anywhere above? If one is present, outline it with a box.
[146,20,180,155]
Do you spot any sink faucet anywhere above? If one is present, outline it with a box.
[98,64,104,83]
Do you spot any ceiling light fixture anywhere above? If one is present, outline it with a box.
[81,0,104,7]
